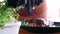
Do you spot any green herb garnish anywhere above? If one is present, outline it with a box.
[0,0,19,25]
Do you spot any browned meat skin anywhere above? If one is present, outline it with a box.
[17,0,46,21]
[17,0,47,27]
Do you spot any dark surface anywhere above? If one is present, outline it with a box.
[54,22,60,26]
[19,27,60,34]
[20,26,60,33]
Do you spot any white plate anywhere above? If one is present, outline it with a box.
[0,21,21,34]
